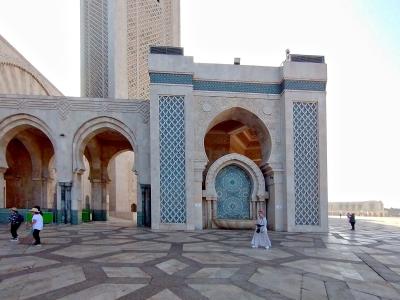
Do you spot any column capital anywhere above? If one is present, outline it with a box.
[59,181,72,188]
[193,158,208,173]
[90,178,111,184]
[74,168,86,175]
[259,162,284,175]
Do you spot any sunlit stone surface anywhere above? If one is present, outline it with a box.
[0,218,399,299]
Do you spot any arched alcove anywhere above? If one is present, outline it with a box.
[0,115,56,209]
[73,117,137,222]
[204,153,267,229]
[204,107,271,167]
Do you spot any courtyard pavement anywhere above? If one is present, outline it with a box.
[0,217,400,300]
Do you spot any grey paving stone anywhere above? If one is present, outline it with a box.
[249,266,302,300]
[147,289,181,300]
[0,217,399,300]
[57,283,146,300]
[189,283,263,300]
[325,281,355,300]
[0,255,59,275]
[102,266,151,278]
[188,267,239,279]
[0,265,86,300]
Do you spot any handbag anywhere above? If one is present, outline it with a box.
[256,228,260,233]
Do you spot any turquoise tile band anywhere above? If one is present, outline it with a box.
[150,72,326,93]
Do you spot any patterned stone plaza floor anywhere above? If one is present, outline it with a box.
[0,217,400,300]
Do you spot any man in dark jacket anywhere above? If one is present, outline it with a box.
[9,207,24,241]
[349,213,356,230]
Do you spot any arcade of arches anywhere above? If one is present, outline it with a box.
[2,125,138,224]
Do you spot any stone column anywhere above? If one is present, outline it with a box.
[211,198,217,228]
[0,168,6,208]
[46,177,56,208]
[31,177,44,208]
[91,178,103,221]
[90,176,109,221]
[260,163,285,231]
[71,171,83,224]
[250,201,256,219]
[102,179,110,220]
[206,199,212,228]
[192,159,207,230]
[59,182,72,224]
[41,178,48,208]
[140,184,151,227]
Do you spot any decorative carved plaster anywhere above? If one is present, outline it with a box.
[0,114,57,169]
[0,96,150,123]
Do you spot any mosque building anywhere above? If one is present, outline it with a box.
[0,0,328,232]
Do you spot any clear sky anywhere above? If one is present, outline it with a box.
[0,0,399,208]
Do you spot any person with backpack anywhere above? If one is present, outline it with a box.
[8,207,24,241]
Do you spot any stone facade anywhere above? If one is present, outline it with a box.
[0,31,328,231]
[81,0,180,99]
[149,50,328,232]
[0,94,150,224]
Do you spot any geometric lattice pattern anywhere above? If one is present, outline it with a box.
[293,102,320,225]
[127,0,179,99]
[159,96,186,223]
[81,0,109,98]
[215,165,251,220]
[82,0,179,99]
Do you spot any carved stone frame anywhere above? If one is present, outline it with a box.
[204,153,267,227]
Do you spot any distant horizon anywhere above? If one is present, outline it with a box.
[328,199,399,209]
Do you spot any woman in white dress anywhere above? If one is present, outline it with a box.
[251,210,272,249]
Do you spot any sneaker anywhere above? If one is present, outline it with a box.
[10,238,17,241]
[251,245,257,248]
[265,246,270,250]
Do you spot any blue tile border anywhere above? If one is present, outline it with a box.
[194,80,282,94]
[150,73,193,85]
[150,72,326,93]
[283,80,326,92]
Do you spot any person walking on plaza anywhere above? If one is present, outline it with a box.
[9,207,24,241]
[30,207,43,246]
[349,213,356,230]
[251,210,272,249]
